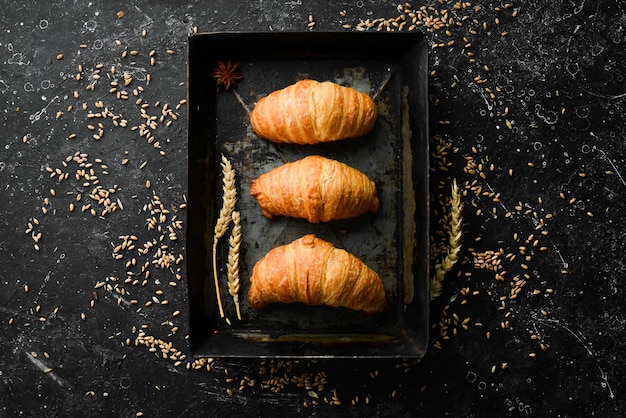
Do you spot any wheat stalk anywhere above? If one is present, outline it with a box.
[213,155,237,318]
[430,179,463,300]
[227,210,242,320]
[232,89,252,114]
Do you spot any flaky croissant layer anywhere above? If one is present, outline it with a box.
[249,79,378,144]
[248,234,386,313]
[250,155,380,223]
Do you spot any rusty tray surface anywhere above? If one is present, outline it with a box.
[187,31,429,358]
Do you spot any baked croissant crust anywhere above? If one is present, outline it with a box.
[249,79,378,144]
[248,234,386,313]
[250,155,380,223]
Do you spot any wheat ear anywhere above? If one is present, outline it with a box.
[430,179,463,300]
[227,210,242,320]
[213,155,237,318]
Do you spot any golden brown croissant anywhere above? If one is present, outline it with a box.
[249,79,378,144]
[248,234,386,313]
[250,155,380,223]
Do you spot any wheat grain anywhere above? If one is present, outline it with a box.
[212,155,237,318]
[430,179,463,300]
[227,210,242,320]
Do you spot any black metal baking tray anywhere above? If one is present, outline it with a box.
[187,31,429,358]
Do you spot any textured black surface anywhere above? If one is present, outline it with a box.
[1,1,624,417]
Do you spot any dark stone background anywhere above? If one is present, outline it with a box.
[1,1,624,416]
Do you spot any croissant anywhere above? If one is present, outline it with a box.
[250,155,380,223]
[249,79,378,144]
[248,234,386,313]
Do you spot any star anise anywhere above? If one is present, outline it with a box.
[211,60,243,90]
